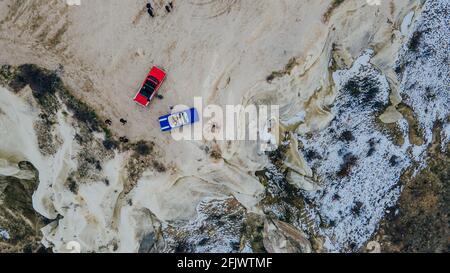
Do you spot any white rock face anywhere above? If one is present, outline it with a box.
[0,86,263,252]
[263,219,312,253]
[65,0,81,6]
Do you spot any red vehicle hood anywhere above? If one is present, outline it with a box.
[149,66,166,82]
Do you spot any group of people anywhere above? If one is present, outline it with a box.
[105,119,129,143]
[165,2,174,13]
[146,2,155,17]
[105,118,127,126]
[146,1,174,18]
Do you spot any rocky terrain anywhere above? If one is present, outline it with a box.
[0,0,448,253]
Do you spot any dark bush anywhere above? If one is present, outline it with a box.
[102,138,118,150]
[367,140,376,156]
[351,201,364,216]
[67,176,78,194]
[10,64,61,95]
[343,78,360,96]
[134,141,152,156]
[8,64,61,113]
[152,160,166,172]
[304,149,322,162]
[389,155,400,167]
[63,94,101,131]
[409,31,423,52]
[339,130,355,142]
[337,153,358,177]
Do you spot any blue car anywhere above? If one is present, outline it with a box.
[159,107,199,131]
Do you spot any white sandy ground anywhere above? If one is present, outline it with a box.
[0,0,439,252]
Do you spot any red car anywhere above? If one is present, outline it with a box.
[133,66,166,107]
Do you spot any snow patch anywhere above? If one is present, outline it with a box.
[298,50,411,251]
[396,0,450,146]
[0,228,10,240]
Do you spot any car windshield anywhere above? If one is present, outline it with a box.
[168,112,190,128]
[148,76,160,85]
[140,80,157,98]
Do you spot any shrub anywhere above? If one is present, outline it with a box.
[134,141,152,156]
[102,138,118,150]
[409,31,423,52]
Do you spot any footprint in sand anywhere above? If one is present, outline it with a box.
[189,0,237,19]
